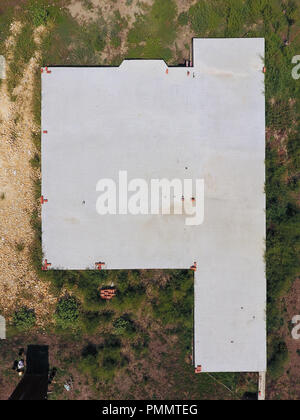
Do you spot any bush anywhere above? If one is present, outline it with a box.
[178,12,189,26]
[13,307,36,331]
[113,314,136,336]
[268,340,289,379]
[54,296,79,329]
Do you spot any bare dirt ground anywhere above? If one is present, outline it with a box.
[0,21,56,324]
[267,278,300,400]
[68,0,154,24]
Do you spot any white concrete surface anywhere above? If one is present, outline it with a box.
[0,315,6,339]
[0,56,6,79]
[42,38,266,372]
[258,371,266,400]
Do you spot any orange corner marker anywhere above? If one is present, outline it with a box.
[42,259,51,271]
[195,365,202,374]
[95,262,105,270]
[190,262,197,271]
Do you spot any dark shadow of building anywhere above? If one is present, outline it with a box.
[9,345,49,400]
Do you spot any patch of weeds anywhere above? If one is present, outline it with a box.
[131,333,150,358]
[27,0,50,26]
[113,314,136,337]
[33,178,41,200]
[79,335,128,381]
[127,0,177,62]
[109,11,128,49]
[79,311,103,334]
[0,3,14,52]
[32,69,41,128]
[268,339,289,379]
[188,0,226,36]
[7,24,36,96]
[41,11,107,66]
[25,0,61,27]
[178,12,189,26]
[13,307,36,331]
[32,131,41,151]
[29,209,42,272]
[15,241,25,252]
[54,296,79,330]
[82,0,94,12]
[30,152,40,169]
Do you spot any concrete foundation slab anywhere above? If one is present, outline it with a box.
[42,38,266,372]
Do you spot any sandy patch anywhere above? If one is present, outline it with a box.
[0,22,56,324]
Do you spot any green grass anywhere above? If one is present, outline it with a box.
[127,0,177,62]
[7,23,36,97]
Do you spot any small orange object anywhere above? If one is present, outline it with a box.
[100,288,116,300]
[42,259,51,271]
[95,262,105,270]
[165,69,169,74]
[187,71,190,76]
[41,195,48,204]
[190,262,197,271]
[263,66,266,73]
[191,197,195,201]
[43,130,48,134]
[195,365,202,374]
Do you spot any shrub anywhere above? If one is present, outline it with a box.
[54,296,79,329]
[268,340,289,379]
[13,307,36,331]
[113,314,136,336]
[178,12,189,26]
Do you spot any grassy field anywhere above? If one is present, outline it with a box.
[0,0,299,400]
